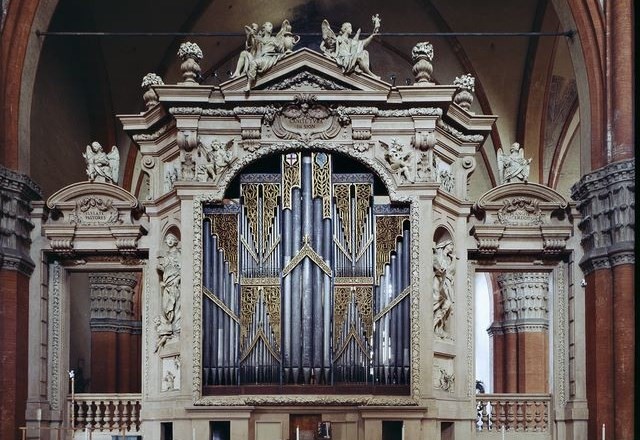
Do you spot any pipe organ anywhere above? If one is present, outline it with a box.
[202,152,410,389]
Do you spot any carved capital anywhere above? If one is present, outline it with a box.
[0,165,42,273]
[571,159,635,273]
[497,272,549,322]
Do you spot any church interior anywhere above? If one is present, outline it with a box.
[0,1,634,439]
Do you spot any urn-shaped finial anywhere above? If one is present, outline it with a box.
[177,42,204,84]
[412,42,434,85]
[141,73,164,109]
[453,73,475,111]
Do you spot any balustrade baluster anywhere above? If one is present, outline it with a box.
[113,399,121,431]
[506,400,515,431]
[121,399,130,431]
[95,400,103,430]
[533,401,543,431]
[481,400,490,431]
[515,400,524,431]
[524,400,534,431]
[497,400,506,431]
[85,400,95,431]
[76,401,86,429]
[133,400,141,431]
[103,398,113,430]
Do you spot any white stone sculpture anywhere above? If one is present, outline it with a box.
[433,239,455,337]
[177,42,203,83]
[231,20,298,91]
[141,73,164,109]
[497,142,532,184]
[412,42,434,84]
[197,139,233,182]
[453,73,475,110]
[382,139,413,182]
[320,15,381,78]
[155,233,181,351]
[83,141,119,184]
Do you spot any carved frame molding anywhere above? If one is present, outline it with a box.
[470,182,574,256]
[44,182,148,256]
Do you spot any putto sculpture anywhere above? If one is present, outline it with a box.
[83,141,119,184]
[320,14,381,78]
[231,20,299,91]
[497,142,532,184]
[381,139,413,182]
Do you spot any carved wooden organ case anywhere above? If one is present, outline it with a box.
[202,152,410,388]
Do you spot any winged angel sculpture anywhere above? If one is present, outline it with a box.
[497,142,531,184]
[321,14,381,78]
[83,141,119,184]
[231,20,299,91]
[381,139,413,182]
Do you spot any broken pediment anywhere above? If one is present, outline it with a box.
[469,182,575,256]
[43,182,147,255]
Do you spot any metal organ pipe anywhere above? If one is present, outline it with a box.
[202,153,411,390]
[290,184,302,383]
[301,156,313,384]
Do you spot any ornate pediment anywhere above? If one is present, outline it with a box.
[470,182,575,255]
[220,48,391,93]
[44,182,147,255]
[264,70,352,91]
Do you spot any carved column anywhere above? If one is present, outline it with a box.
[0,165,41,440]
[489,272,549,393]
[89,272,141,393]
[571,158,634,440]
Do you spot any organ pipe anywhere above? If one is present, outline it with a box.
[202,153,411,387]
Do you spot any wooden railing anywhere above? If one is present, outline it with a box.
[476,394,551,432]
[70,394,141,432]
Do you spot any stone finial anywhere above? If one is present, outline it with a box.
[141,73,164,109]
[177,42,203,83]
[453,73,475,111]
[411,42,434,84]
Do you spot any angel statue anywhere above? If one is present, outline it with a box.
[320,14,381,78]
[382,139,413,182]
[197,139,233,181]
[497,142,532,184]
[83,141,119,184]
[231,20,299,91]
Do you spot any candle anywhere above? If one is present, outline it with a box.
[502,425,505,440]
[296,426,300,440]
[85,427,89,440]
[602,424,605,440]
